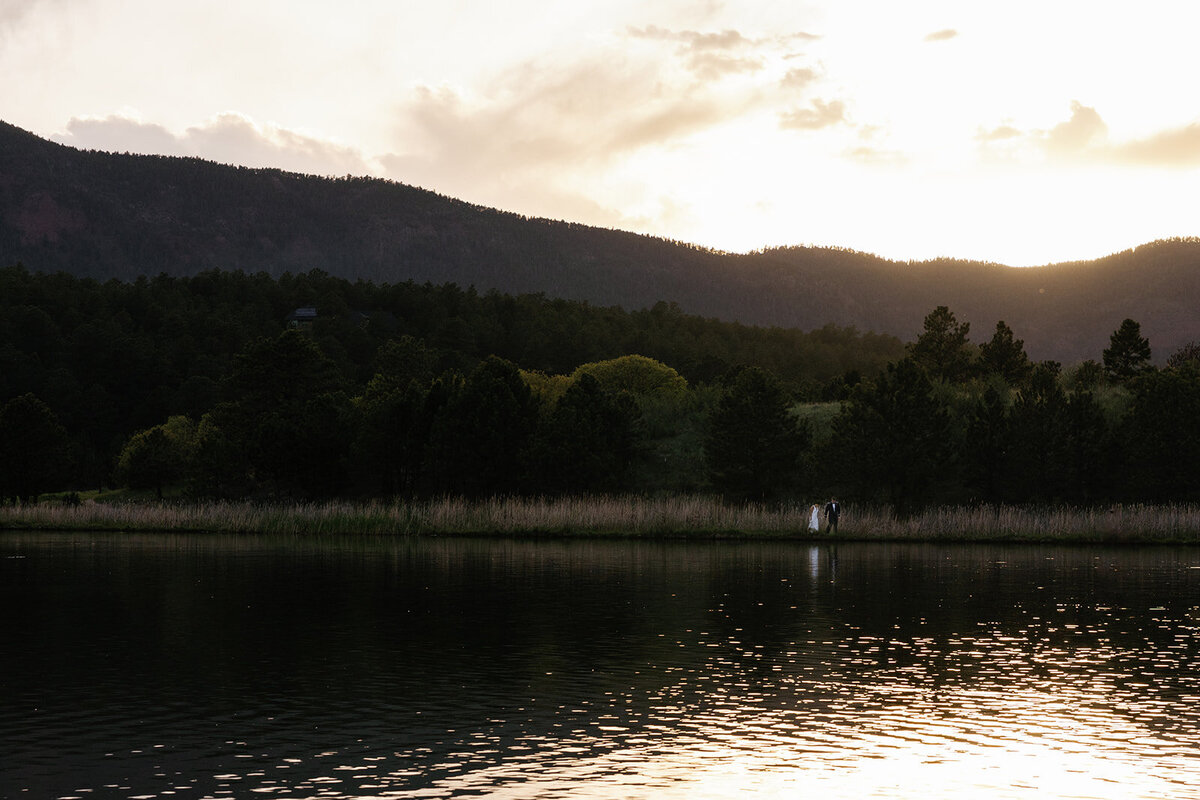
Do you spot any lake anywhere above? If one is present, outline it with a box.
[1,532,1198,799]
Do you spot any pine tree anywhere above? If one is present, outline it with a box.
[979,320,1032,386]
[829,358,954,515]
[1102,318,1152,382]
[907,306,973,383]
[705,367,808,501]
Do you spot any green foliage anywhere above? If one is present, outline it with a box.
[201,331,352,498]
[0,267,1193,509]
[190,413,251,498]
[960,386,1010,504]
[1064,359,1104,392]
[1003,363,1070,503]
[907,306,973,383]
[0,264,902,492]
[978,320,1032,386]
[0,393,70,503]
[829,358,955,515]
[1103,318,1153,382]
[353,378,431,497]
[1166,340,1200,370]
[572,355,688,401]
[116,415,197,499]
[524,373,642,494]
[225,330,346,412]
[1120,367,1200,501]
[371,335,438,393]
[1060,390,1117,504]
[426,356,541,496]
[521,370,573,407]
[790,402,842,447]
[705,367,810,501]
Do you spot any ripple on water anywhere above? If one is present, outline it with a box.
[2,536,1199,799]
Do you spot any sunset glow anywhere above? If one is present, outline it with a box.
[4,0,1200,265]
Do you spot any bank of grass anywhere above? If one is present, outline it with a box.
[2,496,1200,543]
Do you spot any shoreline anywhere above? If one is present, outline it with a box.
[2,497,1200,544]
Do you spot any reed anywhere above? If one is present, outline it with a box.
[1,497,1198,542]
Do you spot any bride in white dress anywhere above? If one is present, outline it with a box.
[807,503,820,533]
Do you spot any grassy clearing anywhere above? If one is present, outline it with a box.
[2,496,1199,543]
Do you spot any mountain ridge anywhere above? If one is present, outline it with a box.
[3,119,1198,365]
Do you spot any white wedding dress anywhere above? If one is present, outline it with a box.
[808,505,820,532]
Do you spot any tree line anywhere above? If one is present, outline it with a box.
[0,265,901,502]
[101,305,1200,510]
[3,261,1197,511]
[716,307,1200,514]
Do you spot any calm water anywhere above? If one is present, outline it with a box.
[1,533,1198,800]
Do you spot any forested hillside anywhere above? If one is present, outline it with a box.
[4,120,1200,364]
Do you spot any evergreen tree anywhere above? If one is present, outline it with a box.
[1103,318,1153,382]
[212,331,349,497]
[0,393,70,503]
[1004,362,1069,503]
[705,367,808,501]
[961,385,1010,504]
[829,358,954,515]
[1060,390,1115,504]
[907,306,973,383]
[978,320,1032,386]
[427,356,541,496]
[525,373,642,494]
[353,377,432,497]
[1120,367,1200,501]
[1165,340,1200,371]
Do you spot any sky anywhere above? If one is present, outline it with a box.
[4,0,1200,266]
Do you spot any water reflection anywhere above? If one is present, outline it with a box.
[1,534,1197,798]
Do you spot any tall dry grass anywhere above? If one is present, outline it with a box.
[1,497,1198,542]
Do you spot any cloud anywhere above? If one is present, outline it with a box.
[845,145,907,166]
[779,99,846,130]
[381,86,735,216]
[377,36,793,235]
[182,114,374,176]
[627,24,752,50]
[385,43,770,184]
[374,22,830,235]
[627,25,765,79]
[924,29,959,42]
[678,28,754,51]
[0,0,60,32]
[51,113,375,176]
[625,24,820,81]
[53,114,181,155]
[782,31,822,43]
[977,124,1022,142]
[1043,101,1108,156]
[1114,123,1200,167]
[986,103,1200,169]
[686,51,764,80]
[780,67,818,91]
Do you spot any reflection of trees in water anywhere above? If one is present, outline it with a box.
[277,539,1200,787]
[6,534,1195,797]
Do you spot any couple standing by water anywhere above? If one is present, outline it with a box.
[807,499,840,534]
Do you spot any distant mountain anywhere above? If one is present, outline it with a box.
[3,120,1198,364]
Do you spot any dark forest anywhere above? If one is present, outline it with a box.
[2,266,1198,513]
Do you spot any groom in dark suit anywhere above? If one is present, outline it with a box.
[824,499,840,534]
